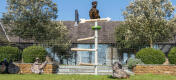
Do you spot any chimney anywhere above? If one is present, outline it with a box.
[74,9,79,27]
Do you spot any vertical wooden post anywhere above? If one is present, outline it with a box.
[95,21,98,75]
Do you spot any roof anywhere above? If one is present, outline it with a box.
[0,23,8,42]
[0,21,35,43]
[63,21,121,44]
[0,21,121,44]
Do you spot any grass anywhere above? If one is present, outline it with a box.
[0,74,176,80]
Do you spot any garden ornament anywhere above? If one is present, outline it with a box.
[8,60,20,74]
[0,62,6,73]
[31,58,48,74]
[89,1,100,19]
[112,61,129,79]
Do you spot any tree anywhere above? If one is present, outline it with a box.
[49,22,71,64]
[170,16,176,35]
[116,0,175,48]
[2,0,71,62]
[2,0,57,42]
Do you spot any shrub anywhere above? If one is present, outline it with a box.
[136,48,165,64]
[22,46,47,63]
[168,47,176,64]
[0,46,21,62]
[127,58,143,69]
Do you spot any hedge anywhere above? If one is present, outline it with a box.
[0,46,21,62]
[22,46,47,63]
[136,48,165,64]
[168,47,176,64]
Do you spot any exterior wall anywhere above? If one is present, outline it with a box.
[46,43,119,66]
[106,47,119,65]
[106,47,112,65]
[15,63,57,74]
[77,44,110,65]
[113,48,118,63]
[133,65,176,75]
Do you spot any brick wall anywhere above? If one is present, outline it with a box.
[15,63,57,74]
[133,65,176,75]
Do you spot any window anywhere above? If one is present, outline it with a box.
[77,44,109,65]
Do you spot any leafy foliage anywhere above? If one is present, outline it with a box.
[0,46,21,62]
[22,45,47,63]
[168,47,176,64]
[136,48,165,64]
[127,58,143,69]
[2,0,71,60]
[115,23,147,49]
[2,0,58,42]
[116,0,175,48]
[48,22,71,63]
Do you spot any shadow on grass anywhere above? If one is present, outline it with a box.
[107,75,130,80]
[107,75,117,79]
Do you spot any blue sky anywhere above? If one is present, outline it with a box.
[0,0,176,21]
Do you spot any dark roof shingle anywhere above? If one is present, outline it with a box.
[64,21,121,44]
[0,21,121,44]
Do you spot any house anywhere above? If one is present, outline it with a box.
[63,21,121,65]
[0,20,173,65]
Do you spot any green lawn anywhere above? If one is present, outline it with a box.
[0,74,176,80]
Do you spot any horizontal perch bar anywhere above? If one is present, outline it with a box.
[80,17,111,23]
[77,36,95,41]
[71,48,96,51]
[79,63,96,66]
